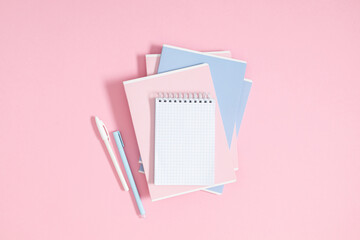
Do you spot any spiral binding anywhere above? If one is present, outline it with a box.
[156,92,214,104]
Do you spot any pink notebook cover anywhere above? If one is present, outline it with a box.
[124,64,236,201]
[145,51,240,171]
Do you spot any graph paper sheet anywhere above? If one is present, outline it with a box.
[154,97,215,185]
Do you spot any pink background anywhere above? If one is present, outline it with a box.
[0,0,359,239]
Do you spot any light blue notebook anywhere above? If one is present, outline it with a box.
[158,45,247,148]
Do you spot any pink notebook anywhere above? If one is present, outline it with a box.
[124,64,237,201]
[145,51,240,171]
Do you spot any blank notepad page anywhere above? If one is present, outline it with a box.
[154,96,215,185]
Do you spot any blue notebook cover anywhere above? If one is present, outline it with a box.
[158,45,247,148]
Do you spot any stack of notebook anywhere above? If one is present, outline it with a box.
[124,45,252,201]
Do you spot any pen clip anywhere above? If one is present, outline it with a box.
[102,123,110,142]
[117,132,125,147]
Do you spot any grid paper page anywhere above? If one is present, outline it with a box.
[154,97,215,185]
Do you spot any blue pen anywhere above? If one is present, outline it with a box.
[113,131,146,218]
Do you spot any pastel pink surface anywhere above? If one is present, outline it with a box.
[124,64,236,200]
[1,1,360,240]
[145,51,241,171]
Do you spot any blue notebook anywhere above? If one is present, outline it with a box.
[158,45,247,148]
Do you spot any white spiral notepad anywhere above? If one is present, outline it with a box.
[154,93,216,185]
